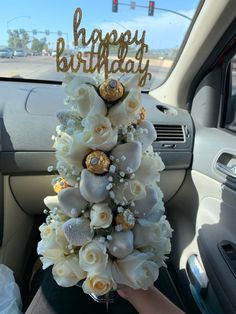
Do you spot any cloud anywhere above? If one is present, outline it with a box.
[98,9,195,49]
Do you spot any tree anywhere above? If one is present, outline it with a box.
[31,37,48,53]
[8,30,20,48]
[8,29,30,49]
[20,28,30,48]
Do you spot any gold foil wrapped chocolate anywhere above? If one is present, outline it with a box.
[53,178,71,193]
[137,107,146,124]
[115,210,135,231]
[99,79,125,103]
[85,150,110,174]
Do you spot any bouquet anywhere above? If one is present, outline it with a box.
[37,73,172,297]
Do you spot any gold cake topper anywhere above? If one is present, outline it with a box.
[56,8,151,87]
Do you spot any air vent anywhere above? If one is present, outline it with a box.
[154,124,185,142]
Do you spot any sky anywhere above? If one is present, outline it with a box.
[0,0,200,50]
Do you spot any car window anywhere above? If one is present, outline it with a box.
[0,0,201,89]
[228,55,236,130]
[232,55,236,95]
[223,54,236,132]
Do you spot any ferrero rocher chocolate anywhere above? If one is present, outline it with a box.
[99,79,125,103]
[85,150,110,174]
[115,210,135,231]
[137,107,146,124]
[53,178,71,193]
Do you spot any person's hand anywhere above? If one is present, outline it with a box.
[117,286,185,314]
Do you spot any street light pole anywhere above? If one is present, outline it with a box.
[7,15,31,31]
[156,8,192,21]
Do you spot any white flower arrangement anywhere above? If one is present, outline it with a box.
[38,73,173,297]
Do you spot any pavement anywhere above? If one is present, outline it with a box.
[0,56,60,80]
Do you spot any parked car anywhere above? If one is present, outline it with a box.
[6,48,14,58]
[42,49,50,56]
[14,49,27,57]
[51,50,57,57]
[0,47,13,58]
[31,50,41,56]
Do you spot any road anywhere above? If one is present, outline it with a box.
[0,56,169,88]
[0,56,235,93]
[0,56,59,80]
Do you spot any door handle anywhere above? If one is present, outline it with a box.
[186,255,208,296]
[216,162,236,179]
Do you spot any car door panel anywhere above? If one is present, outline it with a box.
[166,65,236,313]
[192,68,236,312]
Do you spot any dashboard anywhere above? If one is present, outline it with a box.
[0,81,194,174]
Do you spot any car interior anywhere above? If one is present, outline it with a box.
[0,0,236,313]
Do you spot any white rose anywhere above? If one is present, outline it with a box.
[158,215,173,238]
[52,255,86,287]
[141,238,171,267]
[82,114,118,151]
[79,240,108,273]
[113,180,146,205]
[133,185,159,218]
[62,73,97,97]
[39,223,53,239]
[90,203,113,229]
[56,109,83,132]
[37,228,67,269]
[108,88,141,127]
[54,131,72,160]
[134,216,172,248]
[125,180,146,201]
[135,154,165,185]
[145,204,165,223]
[133,219,161,248]
[82,272,114,296]
[112,251,159,290]
[69,84,107,118]
[54,131,90,169]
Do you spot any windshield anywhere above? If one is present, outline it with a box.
[0,0,201,89]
